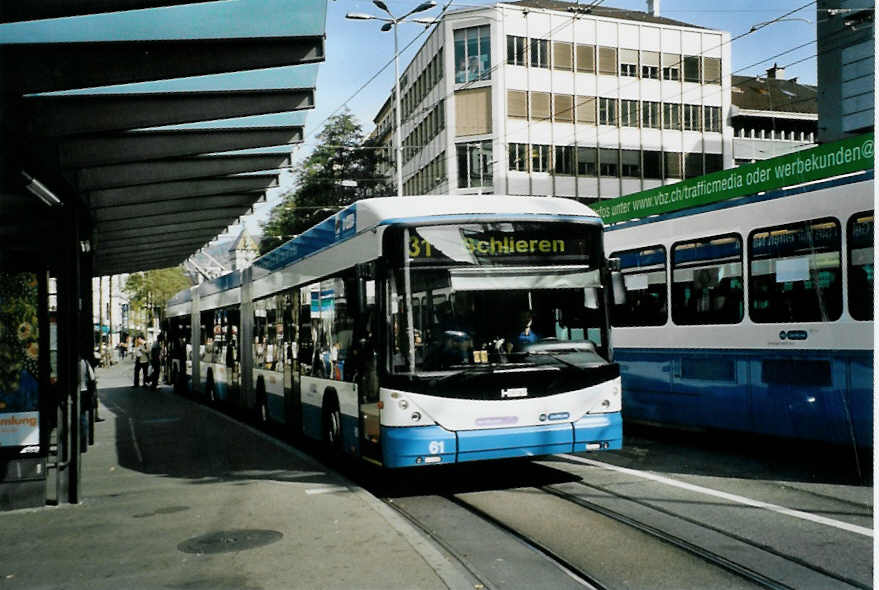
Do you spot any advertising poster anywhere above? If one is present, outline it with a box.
[0,273,40,447]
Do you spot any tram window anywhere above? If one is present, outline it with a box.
[847,211,873,321]
[611,246,667,327]
[672,234,743,325]
[749,218,842,323]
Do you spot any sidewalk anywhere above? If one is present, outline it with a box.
[0,361,475,590]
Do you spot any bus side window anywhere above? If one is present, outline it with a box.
[847,211,873,321]
[611,246,667,327]
[671,234,743,326]
[749,218,842,323]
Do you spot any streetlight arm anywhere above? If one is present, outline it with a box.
[403,0,436,19]
[373,0,394,18]
[345,12,378,20]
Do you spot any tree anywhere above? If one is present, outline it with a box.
[259,110,390,253]
[124,266,192,330]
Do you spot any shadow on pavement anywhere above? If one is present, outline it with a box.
[99,384,331,487]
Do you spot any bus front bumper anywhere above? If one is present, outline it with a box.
[380,413,622,468]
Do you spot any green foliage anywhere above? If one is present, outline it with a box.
[124,266,192,321]
[0,273,39,400]
[259,110,391,254]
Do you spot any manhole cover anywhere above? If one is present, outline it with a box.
[177,529,283,554]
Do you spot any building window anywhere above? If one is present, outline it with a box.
[619,49,638,77]
[456,141,492,188]
[683,104,701,131]
[620,99,639,127]
[703,106,722,132]
[703,57,721,84]
[684,152,703,178]
[554,145,575,175]
[683,55,700,83]
[673,234,744,325]
[662,53,680,81]
[642,101,661,128]
[643,150,662,178]
[531,144,550,172]
[662,103,681,129]
[508,90,528,119]
[508,142,528,171]
[664,151,682,178]
[554,94,574,122]
[576,96,596,124]
[599,148,618,177]
[507,35,526,66]
[598,46,617,75]
[641,51,660,79]
[553,41,572,71]
[531,91,551,121]
[577,147,597,176]
[455,87,491,136]
[530,38,549,68]
[454,26,491,83]
[749,219,842,323]
[621,150,641,177]
[705,153,723,174]
[599,97,617,126]
[576,44,595,73]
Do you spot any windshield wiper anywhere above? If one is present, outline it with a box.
[527,350,584,371]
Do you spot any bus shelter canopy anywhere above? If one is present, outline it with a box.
[0,0,326,276]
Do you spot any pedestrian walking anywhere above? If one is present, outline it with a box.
[149,335,162,390]
[133,337,148,387]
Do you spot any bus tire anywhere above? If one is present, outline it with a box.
[322,393,342,457]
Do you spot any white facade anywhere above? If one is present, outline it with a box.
[377,1,734,202]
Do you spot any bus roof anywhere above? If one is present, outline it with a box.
[252,195,600,275]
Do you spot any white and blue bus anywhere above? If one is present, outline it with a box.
[166,196,623,468]
[604,171,873,451]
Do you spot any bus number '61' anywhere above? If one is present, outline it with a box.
[428,441,445,455]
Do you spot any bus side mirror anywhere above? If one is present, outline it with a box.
[607,258,626,305]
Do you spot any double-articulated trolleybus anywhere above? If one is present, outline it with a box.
[604,171,873,451]
[166,196,623,467]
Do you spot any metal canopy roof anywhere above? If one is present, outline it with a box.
[0,0,327,276]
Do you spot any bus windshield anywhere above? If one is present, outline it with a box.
[388,222,609,375]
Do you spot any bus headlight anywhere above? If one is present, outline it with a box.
[399,399,409,410]
[411,411,421,422]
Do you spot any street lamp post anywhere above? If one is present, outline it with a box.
[347,1,437,198]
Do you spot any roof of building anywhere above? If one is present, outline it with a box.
[502,0,708,30]
[731,74,817,115]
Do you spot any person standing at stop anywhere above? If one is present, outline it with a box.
[133,336,148,387]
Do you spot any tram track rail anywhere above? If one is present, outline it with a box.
[382,494,607,590]
[540,480,870,590]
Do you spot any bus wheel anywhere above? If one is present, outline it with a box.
[322,395,342,456]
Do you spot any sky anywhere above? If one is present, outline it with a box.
[231,0,820,242]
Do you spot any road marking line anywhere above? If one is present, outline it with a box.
[558,454,873,538]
